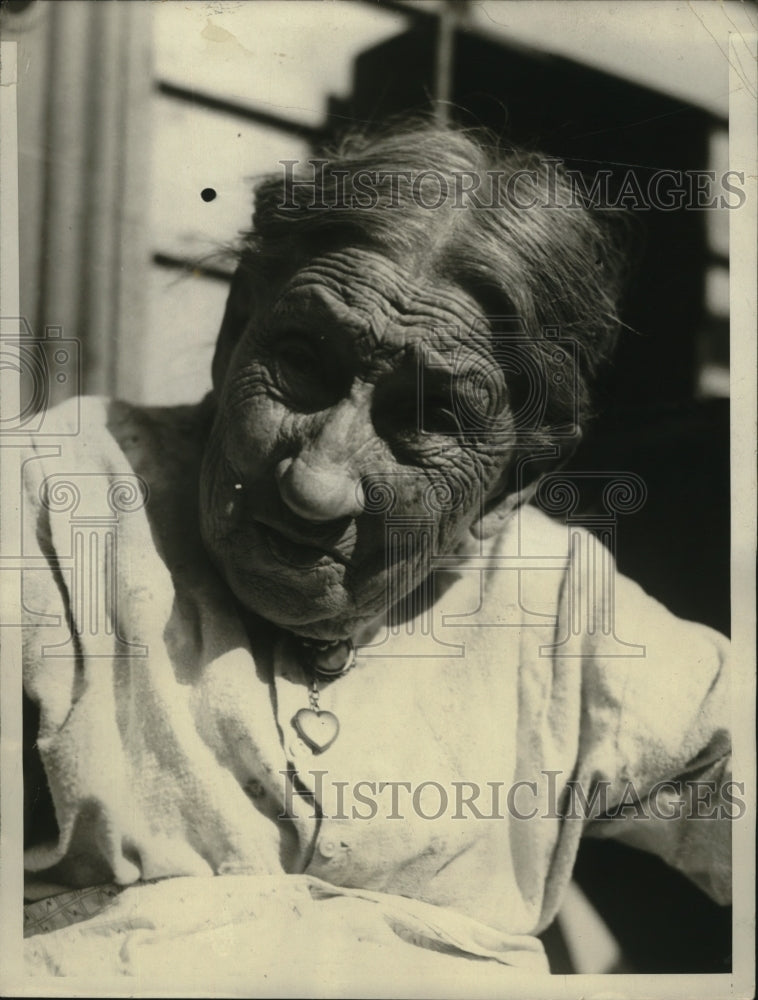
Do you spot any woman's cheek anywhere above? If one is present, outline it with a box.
[384,468,462,554]
[232,394,292,470]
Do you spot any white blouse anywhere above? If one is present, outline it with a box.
[21,396,731,972]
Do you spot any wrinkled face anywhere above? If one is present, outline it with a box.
[200,248,517,639]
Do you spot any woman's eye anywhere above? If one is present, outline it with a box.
[264,330,351,410]
[420,394,460,434]
[275,333,319,372]
[372,379,464,450]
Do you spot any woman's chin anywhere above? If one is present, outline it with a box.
[212,533,425,640]
[222,562,378,639]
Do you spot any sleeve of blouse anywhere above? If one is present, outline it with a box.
[575,565,733,905]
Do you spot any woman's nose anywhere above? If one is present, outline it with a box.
[276,457,365,521]
[275,403,368,522]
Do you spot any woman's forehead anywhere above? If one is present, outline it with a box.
[275,247,490,351]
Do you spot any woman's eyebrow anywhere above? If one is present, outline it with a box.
[409,337,500,376]
[273,286,369,336]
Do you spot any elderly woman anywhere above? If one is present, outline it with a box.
[22,125,731,983]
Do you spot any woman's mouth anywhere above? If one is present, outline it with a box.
[253,518,351,568]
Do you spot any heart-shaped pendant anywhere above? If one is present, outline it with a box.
[293,708,340,754]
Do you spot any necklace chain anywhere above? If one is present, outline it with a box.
[308,677,321,711]
[297,636,355,713]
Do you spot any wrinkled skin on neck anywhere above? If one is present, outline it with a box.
[199,248,519,640]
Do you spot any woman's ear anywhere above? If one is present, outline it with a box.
[211,264,254,392]
[470,482,537,540]
[470,459,545,540]
[470,437,579,540]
